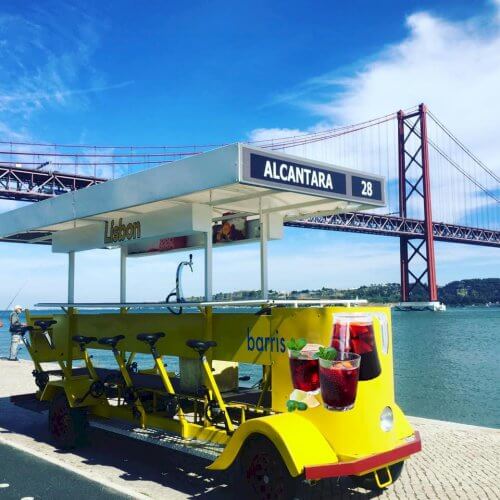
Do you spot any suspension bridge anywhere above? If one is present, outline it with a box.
[0,103,498,304]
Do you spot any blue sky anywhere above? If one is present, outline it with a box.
[0,0,499,306]
[0,0,494,144]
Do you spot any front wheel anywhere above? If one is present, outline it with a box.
[350,461,404,492]
[48,393,88,449]
[237,434,303,499]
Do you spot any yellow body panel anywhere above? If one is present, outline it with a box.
[269,306,414,459]
[28,313,83,363]
[27,305,417,475]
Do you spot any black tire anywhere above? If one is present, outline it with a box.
[48,393,88,449]
[350,461,404,492]
[237,434,303,499]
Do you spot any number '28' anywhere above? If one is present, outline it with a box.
[361,180,373,197]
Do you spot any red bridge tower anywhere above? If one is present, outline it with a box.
[398,104,438,302]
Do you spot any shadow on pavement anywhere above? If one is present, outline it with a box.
[1,393,380,499]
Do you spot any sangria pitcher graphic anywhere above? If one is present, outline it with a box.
[331,313,382,380]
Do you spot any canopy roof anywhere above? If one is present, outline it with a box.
[0,143,385,247]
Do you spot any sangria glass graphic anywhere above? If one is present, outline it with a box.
[319,352,361,411]
[331,314,381,380]
[288,345,320,393]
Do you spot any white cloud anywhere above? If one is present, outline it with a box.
[0,81,133,113]
[286,10,500,139]
[249,5,500,228]
[312,10,500,172]
[0,7,132,133]
[0,7,134,182]
[490,0,500,21]
[249,127,305,143]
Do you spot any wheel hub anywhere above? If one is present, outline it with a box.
[246,452,285,498]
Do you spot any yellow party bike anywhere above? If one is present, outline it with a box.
[0,144,421,498]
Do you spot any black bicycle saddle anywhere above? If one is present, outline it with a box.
[186,339,217,355]
[72,335,97,346]
[136,332,165,346]
[98,335,125,348]
[34,320,57,331]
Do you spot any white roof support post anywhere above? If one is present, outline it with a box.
[204,231,213,301]
[68,251,75,303]
[260,203,269,300]
[120,246,128,303]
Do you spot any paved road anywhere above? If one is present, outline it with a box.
[0,441,127,500]
[0,360,499,499]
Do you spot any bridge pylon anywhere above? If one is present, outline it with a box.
[398,103,438,303]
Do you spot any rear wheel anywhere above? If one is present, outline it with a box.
[48,393,88,449]
[237,434,302,499]
[350,461,404,492]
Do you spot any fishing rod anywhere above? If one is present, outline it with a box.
[3,281,28,312]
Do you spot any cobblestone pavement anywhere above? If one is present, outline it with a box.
[373,417,499,500]
[0,359,498,499]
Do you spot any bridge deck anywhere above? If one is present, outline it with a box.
[287,213,500,247]
[0,164,106,202]
[0,163,497,248]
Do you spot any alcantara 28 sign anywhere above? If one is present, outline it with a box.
[240,147,385,205]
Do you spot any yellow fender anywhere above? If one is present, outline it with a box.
[207,413,338,477]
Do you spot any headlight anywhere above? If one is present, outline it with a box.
[380,406,394,432]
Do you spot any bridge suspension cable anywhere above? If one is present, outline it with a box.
[0,104,498,233]
[427,110,499,183]
[427,138,499,203]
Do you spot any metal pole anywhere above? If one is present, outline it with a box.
[260,211,269,300]
[419,103,438,302]
[120,246,127,303]
[68,252,75,303]
[205,231,213,301]
[67,251,76,376]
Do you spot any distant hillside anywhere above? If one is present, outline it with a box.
[438,278,500,306]
[191,278,500,306]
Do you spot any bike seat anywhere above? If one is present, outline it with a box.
[136,332,165,346]
[98,335,125,348]
[186,339,217,356]
[34,320,57,330]
[72,335,97,346]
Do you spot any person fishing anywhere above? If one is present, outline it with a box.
[9,305,26,361]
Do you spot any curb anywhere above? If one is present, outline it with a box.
[408,415,500,432]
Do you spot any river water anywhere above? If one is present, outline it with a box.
[1,307,498,428]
